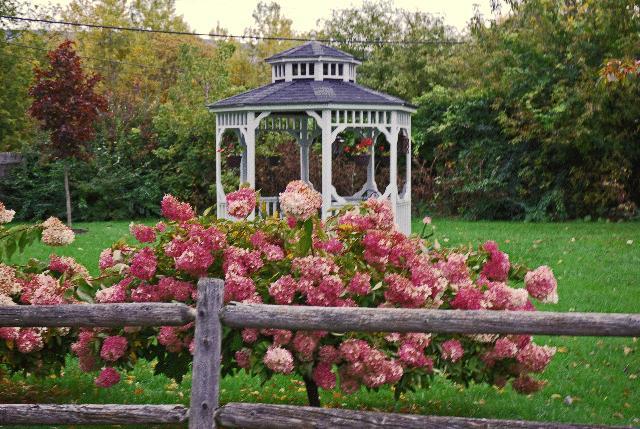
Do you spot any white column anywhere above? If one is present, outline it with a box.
[366,131,377,193]
[239,132,247,184]
[405,127,412,198]
[389,113,399,217]
[215,126,224,218]
[245,112,256,189]
[321,110,332,220]
[299,118,311,183]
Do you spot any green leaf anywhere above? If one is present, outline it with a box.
[296,219,313,256]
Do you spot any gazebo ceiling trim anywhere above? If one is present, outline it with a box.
[265,41,359,63]
[209,103,416,114]
[208,80,416,112]
[265,56,362,65]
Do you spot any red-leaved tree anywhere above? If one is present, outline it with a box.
[29,40,107,227]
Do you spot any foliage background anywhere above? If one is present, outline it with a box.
[0,0,638,221]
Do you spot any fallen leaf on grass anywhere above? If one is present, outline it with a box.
[557,346,568,353]
[623,346,634,356]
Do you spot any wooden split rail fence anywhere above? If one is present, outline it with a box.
[1,277,639,428]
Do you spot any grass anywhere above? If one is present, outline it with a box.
[3,218,639,428]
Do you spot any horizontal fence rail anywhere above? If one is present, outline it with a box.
[215,403,625,429]
[0,404,189,425]
[221,303,640,337]
[0,303,195,327]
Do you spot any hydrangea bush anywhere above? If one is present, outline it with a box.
[1,202,78,374]
[0,186,559,403]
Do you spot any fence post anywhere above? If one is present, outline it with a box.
[189,278,224,429]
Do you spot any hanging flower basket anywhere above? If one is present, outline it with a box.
[352,154,371,166]
[226,155,242,168]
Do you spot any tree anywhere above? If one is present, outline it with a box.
[28,40,107,227]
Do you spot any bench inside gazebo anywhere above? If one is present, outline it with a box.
[208,41,416,235]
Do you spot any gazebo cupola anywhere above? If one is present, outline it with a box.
[208,41,416,234]
[266,42,361,83]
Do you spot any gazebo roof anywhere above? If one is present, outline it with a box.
[265,41,358,63]
[208,79,415,111]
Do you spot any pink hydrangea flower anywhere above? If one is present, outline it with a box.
[95,367,121,388]
[312,362,337,389]
[161,194,195,222]
[292,331,319,361]
[525,266,558,304]
[226,188,257,219]
[450,286,485,310]
[0,263,20,296]
[157,277,195,302]
[129,223,157,243]
[16,328,44,353]
[422,216,432,225]
[318,345,340,364]
[516,343,556,372]
[399,342,431,368]
[224,274,256,303]
[492,337,519,359]
[0,202,16,224]
[95,282,127,303]
[22,274,65,305]
[269,275,297,304]
[174,244,214,276]
[158,326,184,352]
[41,217,75,246]
[0,327,19,341]
[130,247,157,280]
[131,282,163,302]
[441,339,464,362]
[241,328,259,344]
[278,180,322,221]
[384,273,430,308]
[481,241,510,281]
[263,346,294,374]
[438,253,470,285]
[339,339,371,363]
[235,349,251,369]
[291,256,337,281]
[99,248,115,270]
[100,336,128,362]
[348,272,371,296]
[314,237,344,254]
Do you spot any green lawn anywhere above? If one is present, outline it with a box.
[3,219,639,428]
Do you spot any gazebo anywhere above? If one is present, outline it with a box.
[208,42,416,234]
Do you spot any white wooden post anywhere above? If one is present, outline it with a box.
[366,131,378,194]
[245,112,256,189]
[321,110,332,220]
[239,132,247,184]
[215,124,224,218]
[389,113,399,218]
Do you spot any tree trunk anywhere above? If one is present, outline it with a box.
[63,163,72,227]
[302,375,320,407]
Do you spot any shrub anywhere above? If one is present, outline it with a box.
[0,184,560,405]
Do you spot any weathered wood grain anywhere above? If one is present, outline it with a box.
[220,303,640,337]
[215,403,623,429]
[0,404,188,425]
[189,278,224,429]
[0,303,195,327]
